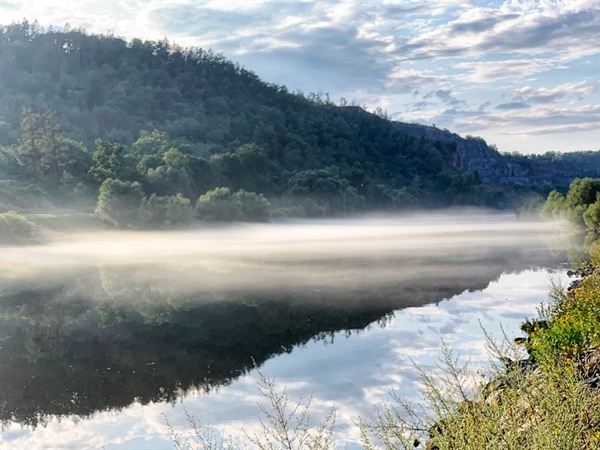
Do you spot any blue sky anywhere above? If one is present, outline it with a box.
[1,0,599,154]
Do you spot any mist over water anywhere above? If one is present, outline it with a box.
[1,213,567,299]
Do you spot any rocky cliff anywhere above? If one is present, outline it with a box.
[393,122,600,187]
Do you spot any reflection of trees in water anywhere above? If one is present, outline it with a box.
[542,229,598,269]
[0,244,565,428]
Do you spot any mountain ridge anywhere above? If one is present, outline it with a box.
[1,21,598,217]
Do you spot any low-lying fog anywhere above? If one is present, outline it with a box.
[1,213,569,300]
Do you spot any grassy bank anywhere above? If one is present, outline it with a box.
[373,267,600,450]
[359,254,600,450]
[0,210,109,246]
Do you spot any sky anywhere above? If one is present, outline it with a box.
[1,0,599,154]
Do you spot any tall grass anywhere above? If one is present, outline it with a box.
[167,369,336,450]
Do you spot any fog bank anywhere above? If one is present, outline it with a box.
[1,214,568,300]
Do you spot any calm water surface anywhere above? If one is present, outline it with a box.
[0,214,576,449]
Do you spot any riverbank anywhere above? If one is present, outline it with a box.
[395,260,600,450]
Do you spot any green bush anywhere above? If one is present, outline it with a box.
[95,178,145,227]
[195,187,241,221]
[0,180,53,210]
[141,193,193,227]
[542,178,600,232]
[583,195,600,232]
[0,211,37,245]
[233,189,270,222]
[195,187,270,222]
[526,275,600,370]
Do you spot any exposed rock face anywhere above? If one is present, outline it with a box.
[393,123,529,185]
[392,122,600,187]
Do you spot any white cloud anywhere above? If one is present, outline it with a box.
[514,81,598,104]
[387,67,450,91]
[455,57,566,83]
[446,103,600,138]
[400,0,600,61]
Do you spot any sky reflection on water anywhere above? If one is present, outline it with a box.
[1,268,569,450]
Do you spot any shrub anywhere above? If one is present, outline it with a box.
[95,178,145,227]
[195,188,270,222]
[233,189,270,222]
[526,274,600,371]
[195,187,241,221]
[141,193,193,227]
[0,180,53,210]
[583,195,600,232]
[0,211,37,245]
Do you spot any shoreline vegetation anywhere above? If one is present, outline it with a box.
[169,255,600,450]
[1,175,599,248]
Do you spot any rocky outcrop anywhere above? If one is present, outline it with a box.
[393,123,529,185]
[392,122,600,187]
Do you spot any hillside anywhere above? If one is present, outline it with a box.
[1,21,598,221]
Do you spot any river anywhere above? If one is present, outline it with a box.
[0,213,579,449]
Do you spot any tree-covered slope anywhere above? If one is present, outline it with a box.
[1,21,597,222]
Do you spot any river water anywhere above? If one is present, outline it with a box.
[0,213,578,449]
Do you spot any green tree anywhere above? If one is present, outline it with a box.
[583,194,600,232]
[217,144,273,193]
[565,178,600,208]
[37,111,63,183]
[233,189,271,222]
[88,139,137,184]
[95,178,144,227]
[0,210,37,245]
[195,187,271,222]
[141,192,193,226]
[195,187,240,221]
[166,192,193,224]
[542,179,600,229]
[162,147,188,169]
[541,190,566,219]
[15,110,45,180]
[132,130,172,156]
[145,164,193,198]
[14,110,91,187]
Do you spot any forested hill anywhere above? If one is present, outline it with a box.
[1,22,598,221]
